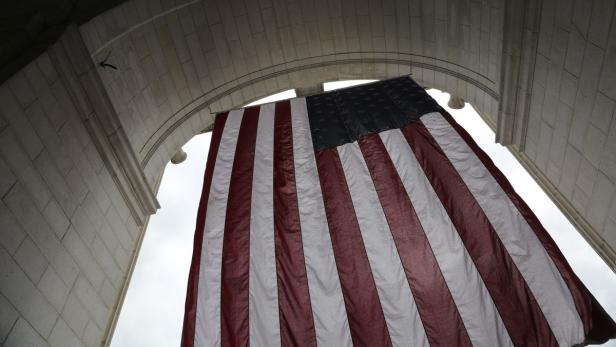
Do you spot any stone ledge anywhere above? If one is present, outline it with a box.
[496,0,541,149]
[139,56,499,167]
[48,26,159,226]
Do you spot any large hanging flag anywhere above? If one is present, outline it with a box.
[181,77,616,347]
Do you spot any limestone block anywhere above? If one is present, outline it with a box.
[0,247,57,338]
[572,0,592,36]
[587,172,615,236]
[549,133,567,169]
[62,228,105,290]
[549,28,569,66]
[25,101,73,176]
[71,206,97,246]
[536,121,554,171]
[7,71,36,109]
[36,53,59,84]
[38,265,69,312]
[42,199,70,240]
[591,93,616,131]
[4,183,78,287]
[569,93,594,150]
[82,320,102,347]
[105,207,133,251]
[91,237,121,284]
[3,318,48,347]
[32,150,72,207]
[598,24,616,99]
[572,185,591,214]
[83,193,106,234]
[49,318,84,347]
[558,72,578,108]
[0,293,18,343]
[14,237,48,284]
[600,120,616,182]
[0,156,16,201]
[61,293,89,337]
[73,275,109,330]
[18,165,53,212]
[97,223,119,258]
[100,279,117,309]
[578,44,604,97]
[542,94,558,126]
[554,102,573,139]
[546,161,562,185]
[576,158,599,196]
[603,217,616,249]
[559,145,583,199]
[0,88,43,161]
[113,245,131,272]
[534,54,549,86]
[66,169,89,207]
[588,0,615,48]
[582,125,607,167]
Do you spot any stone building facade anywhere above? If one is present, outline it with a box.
[0,0,615,345]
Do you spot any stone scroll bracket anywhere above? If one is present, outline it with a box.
[49,25,159,226]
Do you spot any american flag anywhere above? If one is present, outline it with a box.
[181,77,616,347]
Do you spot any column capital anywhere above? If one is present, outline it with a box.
[447,95,465,109]
[295,84,324,97]
[170,148,187,164]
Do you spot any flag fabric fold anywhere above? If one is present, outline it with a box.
[182,77,616,347]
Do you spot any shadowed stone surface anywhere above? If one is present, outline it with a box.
[0,0,615,346]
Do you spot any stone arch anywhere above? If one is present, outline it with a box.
[1,0,616,346]
[78,0,504,187]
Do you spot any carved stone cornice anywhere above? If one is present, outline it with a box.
[49,25,159,225]
[497,0,543,148]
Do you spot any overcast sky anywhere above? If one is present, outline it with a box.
[111,82,616,347]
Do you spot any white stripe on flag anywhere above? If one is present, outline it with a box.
[290,98,352,347]
[421,112,585,346]
[379,127,514,347]
[249,104,280,347]
[337,142,429,347]
[194,109,243,347]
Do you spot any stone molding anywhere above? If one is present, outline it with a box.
[139,55,499,167]
[49,25,159,226]
[496,0,543,148]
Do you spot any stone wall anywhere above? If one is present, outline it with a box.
[521,0,616,267]
[0,24,159,345]
[1,0,616,346]
[0,52,144,346]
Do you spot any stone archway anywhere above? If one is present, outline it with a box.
[1,0,615,346]
[77,0,505,190]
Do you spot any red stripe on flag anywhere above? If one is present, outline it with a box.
[402,122,558,347]
[358,134,472,347]
[273,100,317,347]
[315,147,393,347]
[220,107,260,347]
[438,111,616,342]
[182,113,229,347]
